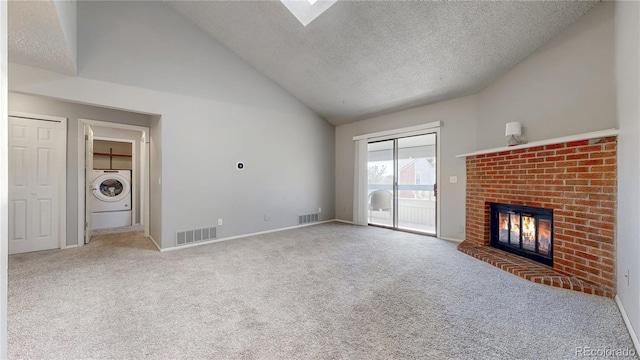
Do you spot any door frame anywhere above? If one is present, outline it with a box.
[366,130,440,236]
[77,119,150,246]
[8,111,68,250]
[355,121,442,238]
[91,136,137,226]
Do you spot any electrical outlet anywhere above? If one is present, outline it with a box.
[264,214,269,221]
[217,219,223,226]
[458,225,464,234]
[450,176,458,183]
[626,269,630,286]
[318,207,322,213]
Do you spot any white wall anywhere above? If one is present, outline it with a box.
[335,1,617,241]
[52,0,76,73]
[9,1,335,249]
[8,93,154,246]
[477,2,616,148]
[76,1,304,114]
[0,1,8,357]
[335,96,477,240]
[615,0,640,346]
[149,115,162,246]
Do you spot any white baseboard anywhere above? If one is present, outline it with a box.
[333,219,354,225]
[148,235,161,251]
[62,244,78,249]
[615,295,640,354]
[439,236,464,243]
[160,220,339,252]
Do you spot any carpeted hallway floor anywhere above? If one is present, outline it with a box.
[8,222,638,359]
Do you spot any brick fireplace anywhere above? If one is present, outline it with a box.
[460,136,617,297]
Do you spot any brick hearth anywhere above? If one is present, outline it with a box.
[459,242,613,298]
[461,136,617,296]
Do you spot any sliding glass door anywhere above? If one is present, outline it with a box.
[397,134,436,233]
[367,140,394,227]
[367,133,436,235]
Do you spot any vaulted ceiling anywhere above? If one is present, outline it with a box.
[8,0,599,126]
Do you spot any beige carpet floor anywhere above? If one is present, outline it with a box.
[8,222,638,359]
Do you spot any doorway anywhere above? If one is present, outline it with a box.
[367,133,437,235]
[78,119,150,245]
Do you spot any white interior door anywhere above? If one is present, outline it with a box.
[8,116,64,254]
[85,125,94,244]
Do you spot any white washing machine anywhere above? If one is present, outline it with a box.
[90,170,132,229]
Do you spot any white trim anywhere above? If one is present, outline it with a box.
[148,235,161,251]
[439,236,464,243]
[434,128,441,239]
[8,113,67,251]
[92,136,137,225]
[92,135,135,144]
[616,295,640,354]
[161,220,336,252]
[352,139,368,226]
[352,121,442,141]
[8,111,66,123]
[77,122,85,246]
[456,128,619,158]
[81,119,151,133]
[0,2,8,356]
[64,245,77,249]
[333,219,354,225]
[77,119,150,247]
[355,127,441,238]
[58,118,67,250]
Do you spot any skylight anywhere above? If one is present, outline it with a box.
[280,0,337,27]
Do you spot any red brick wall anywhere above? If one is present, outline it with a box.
[465,136,617,294]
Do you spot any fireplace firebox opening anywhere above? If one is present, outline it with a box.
[490,203,553,266]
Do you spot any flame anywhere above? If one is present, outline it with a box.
[496,210,552,257]
[510,214,520,246]
[538,219,551,255]
[522,216,536,251]
[498,213,509,243]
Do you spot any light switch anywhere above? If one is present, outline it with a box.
[449,176,458,183]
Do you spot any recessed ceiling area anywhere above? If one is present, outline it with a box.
[166,0,599,125]
[7,0,600,126]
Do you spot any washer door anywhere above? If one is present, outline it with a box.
[92,173,131,202]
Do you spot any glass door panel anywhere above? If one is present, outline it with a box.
[397,134,436,234]
[367,140,394,227]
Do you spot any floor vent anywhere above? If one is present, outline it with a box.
[298,213,319,225]
[176,226,217,246]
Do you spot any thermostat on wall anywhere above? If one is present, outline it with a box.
[236,162,245,170]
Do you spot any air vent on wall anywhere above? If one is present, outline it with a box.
[176,226,217,246]
[298,213,319,225]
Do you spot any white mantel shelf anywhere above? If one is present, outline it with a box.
[455,128,619,158]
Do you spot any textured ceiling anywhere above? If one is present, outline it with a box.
[8,0,76,76]
[166,0,598,125]
[7,1,599,126]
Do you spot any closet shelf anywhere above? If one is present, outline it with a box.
[94,152,132,158]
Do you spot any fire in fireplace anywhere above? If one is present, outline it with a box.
[490,203,553,266]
